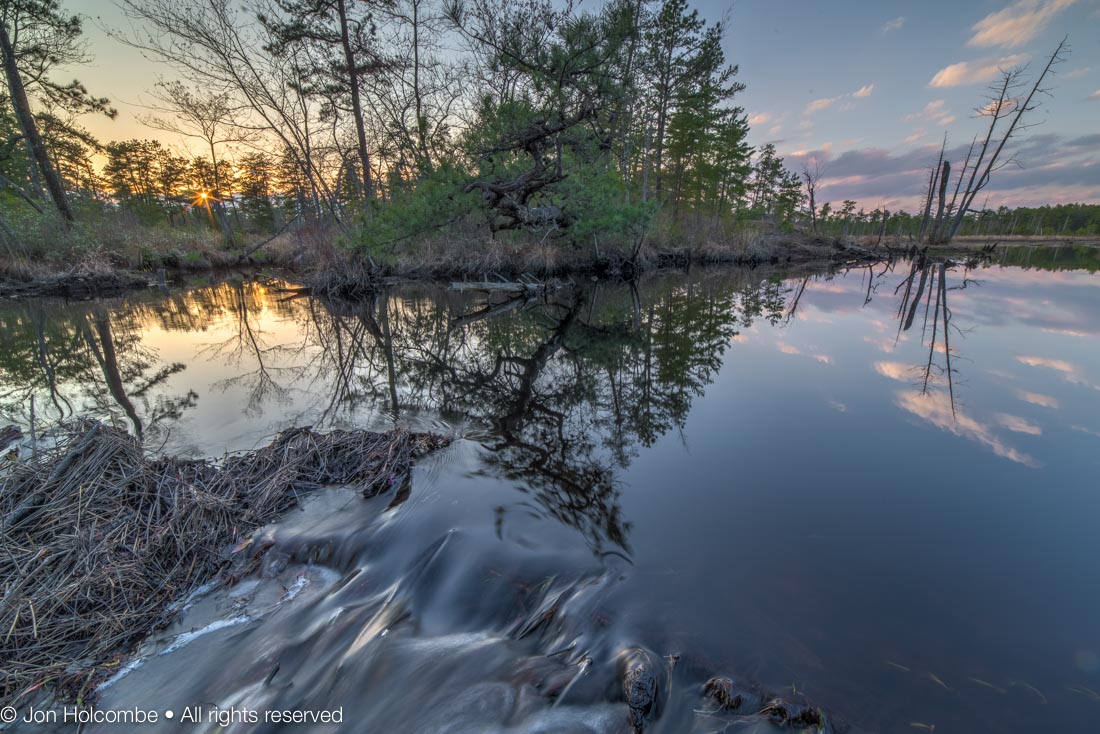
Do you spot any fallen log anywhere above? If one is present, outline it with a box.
[449,279,565,293]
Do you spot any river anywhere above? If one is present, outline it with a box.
[2,247,1099,732]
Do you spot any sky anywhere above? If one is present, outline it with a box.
[63,0,1100,211]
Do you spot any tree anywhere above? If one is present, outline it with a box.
[749,143,800,220]
[662,20,748,223]
[237,151,279,231]
[141,81,246,199]
[260,0,390,203]
[117,0,350,229]
[0,0,114,223]
[924,37,1069,245]
[446,0,632,232]
[802,157,824,232]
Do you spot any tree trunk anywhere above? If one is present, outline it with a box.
[411,0,431,172]
[0,23,74,224]
[336,0,373,203]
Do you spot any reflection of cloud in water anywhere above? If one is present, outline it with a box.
[807,282,858,295]
[896,390,1039,468]
[874,361,913,382]
[1016,355,1076,373]
[995,413,1043,436]
[1015,390,1060,409]
[1041,327,1093,338]
[863,336,897,353]
[776,341,832,364]
[1016,355,1100,391]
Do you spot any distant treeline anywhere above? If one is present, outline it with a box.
[809,202,1100,240]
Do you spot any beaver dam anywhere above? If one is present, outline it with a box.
[0,252,1098,732]
[0,423,450,706]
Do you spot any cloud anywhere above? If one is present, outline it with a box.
[979,97,1019,116]
[969,0,1079,49]
[805,85,876,115]
[1065,66,1091,79]
[748,112,771,125]
[904,129,927,144]
[904,99,955,125]
[881,16,906,33]
[929,54,1030,87]
[1088,90,1100,101]
[805,96,841,114]
[779,131,1100,210]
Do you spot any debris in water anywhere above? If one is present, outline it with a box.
[621,647,661,732]
[968,677,1007,694]
[927,672,951,691]
[1010,681,1048,704]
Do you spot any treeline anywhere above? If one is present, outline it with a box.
[807,201,1100,240]
[0,0,807,260]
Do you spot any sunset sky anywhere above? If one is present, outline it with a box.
[66,0,1100,211]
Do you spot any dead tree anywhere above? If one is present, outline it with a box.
[924,36,1069,245]
[802,158,824,233]
[917,135,946,242]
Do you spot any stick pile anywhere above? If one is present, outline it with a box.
[0,422,449,705]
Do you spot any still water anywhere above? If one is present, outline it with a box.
[3,249,1099,732]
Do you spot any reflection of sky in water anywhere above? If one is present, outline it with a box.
[3,258,1100,731]
[611,261,1100,731]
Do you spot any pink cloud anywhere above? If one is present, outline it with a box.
[929,55,1029,87]
[969,0,1079,49]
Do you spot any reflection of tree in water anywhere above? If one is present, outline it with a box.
[298,273,788,555]
[890,254,979,413]
[0,278,313,440]
[197,282,302,417]
[0,301,197,440]
[0,272,793,552]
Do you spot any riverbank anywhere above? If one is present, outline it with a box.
[0,225,885,300]
[7,226,1097,301]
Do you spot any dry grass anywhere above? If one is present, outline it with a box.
[0,421,450,706]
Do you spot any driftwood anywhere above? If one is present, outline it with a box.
[449,279,566,293]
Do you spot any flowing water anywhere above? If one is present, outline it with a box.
[3,247,1100,733]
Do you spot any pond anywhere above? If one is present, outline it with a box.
[3,247,1100,732]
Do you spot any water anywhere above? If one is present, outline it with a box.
[3,249,1099,732]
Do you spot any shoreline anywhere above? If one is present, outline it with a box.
[2,233,1097,301]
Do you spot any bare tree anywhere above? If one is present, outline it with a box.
[924,37,1069,245]
[801,156,824,233]
[140,81,251,198]
[115,0,349,230]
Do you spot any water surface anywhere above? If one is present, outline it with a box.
[3,250,1099,732]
